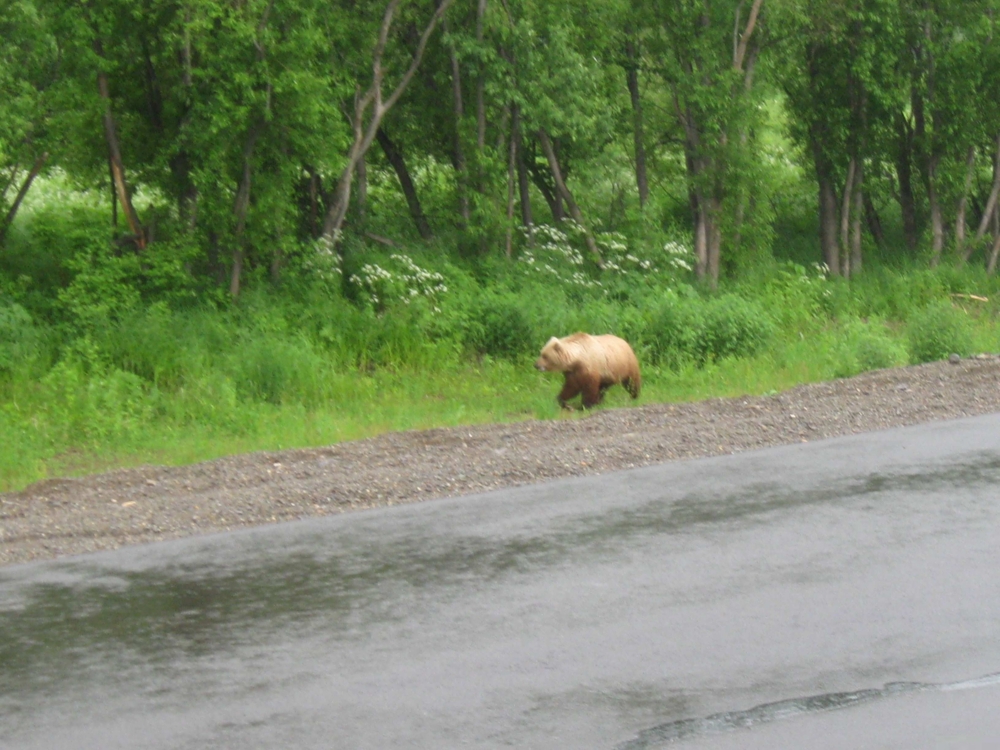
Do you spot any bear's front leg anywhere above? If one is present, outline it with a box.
[580,377,603,408]
[558,374,582,409]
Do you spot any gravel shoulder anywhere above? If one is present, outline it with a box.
[3,356,1000,567]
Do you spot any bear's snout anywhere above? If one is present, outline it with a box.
[534,360,546,371]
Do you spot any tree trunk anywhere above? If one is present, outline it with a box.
[624,36,649,209]
[814,145,839,275]
[505,104,519,258]
[863,192,884,248]
[475,0,487,156]
[270,250,282,282]
[988,229,1000,274]
[444,17,469,225]
[230,127,260,299]
[537,129,602,267]
[971,132,1000,260]
[376,128,433,240]
[517,127,533,236]
[141,36,165,133]
[97,68,145,249]
[307,168,320,237]
[108,157,118,230]
[706,193,721,289]
[839,156,856,276]
[928,153,944,267]
[494,103,509,154]
[322,0,454,244]
[172,9,197,233]
[0,153,47,245]
[954,144,976,257]
[356,154,367,220]
[894,114,919,252]
[850,162,863,276]
[526,144,562,222]
[694,193,708,280]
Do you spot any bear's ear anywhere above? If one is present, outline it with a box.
[550,338,563,352]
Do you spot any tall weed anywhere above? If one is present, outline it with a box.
[0,299,39,374]
[907,300,975,363]
[833,318,908,377]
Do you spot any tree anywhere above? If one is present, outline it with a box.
[781,0,904,276]
[0,0,55,245]
[320,0,455,245]
[645,0,767,287]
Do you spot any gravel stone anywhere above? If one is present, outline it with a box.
[3,357,1000,566]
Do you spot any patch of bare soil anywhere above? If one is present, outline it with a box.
[3,356,1000,567]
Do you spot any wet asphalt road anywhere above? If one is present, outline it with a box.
[3,414,1000,749]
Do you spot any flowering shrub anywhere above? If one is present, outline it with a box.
[661,241,695,273]
[306,234,344,286]
[516,222,690,291]
[518,223,600,288]
[349,253,448,313]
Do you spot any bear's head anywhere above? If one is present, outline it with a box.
[535,337,570,372]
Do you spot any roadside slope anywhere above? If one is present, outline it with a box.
[3,356,999,566]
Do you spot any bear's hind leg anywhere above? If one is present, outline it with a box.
[623,377,640,399]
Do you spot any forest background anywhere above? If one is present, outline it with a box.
[3,0,1000,491]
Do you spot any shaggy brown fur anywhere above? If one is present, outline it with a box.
[535,332,641,408]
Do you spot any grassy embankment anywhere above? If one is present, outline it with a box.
[3,182,1000,492]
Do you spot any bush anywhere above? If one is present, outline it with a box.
[36,361,155,443]
[907,300,974,363]
[644,294,705,368]
[645,293,774,368]
[464,295,537,360]
[229,333,328,405]
[0,299,39,374]
[833,320,907,378]
[700,295,775,361]
[96,304,202,387]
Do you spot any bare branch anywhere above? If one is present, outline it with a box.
[0,153,47,245]
[975,131,1000,244]
[733,1,743,65]
[322,0,456,241]
[734,0,763,72]
[373,0,400,68]
[380,0,455,116]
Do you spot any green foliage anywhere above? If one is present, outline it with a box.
[348,252,449,314]
[701,295,777,362]
[8,0,1000,491]
[643,292,706,369]
[230,332,328,405]
[35,360,155,444]
[0,298,38,374]
[833,319,908,378]
[463,294,536,360]
[752,261,836,331]
[644,292,775,368]
[906,300,975,363]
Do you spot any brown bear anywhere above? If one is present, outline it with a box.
[535,332,641,409]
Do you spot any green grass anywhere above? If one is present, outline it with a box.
[1,327,934,493]
[6,207,1000,495]
[0,360,553,491]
